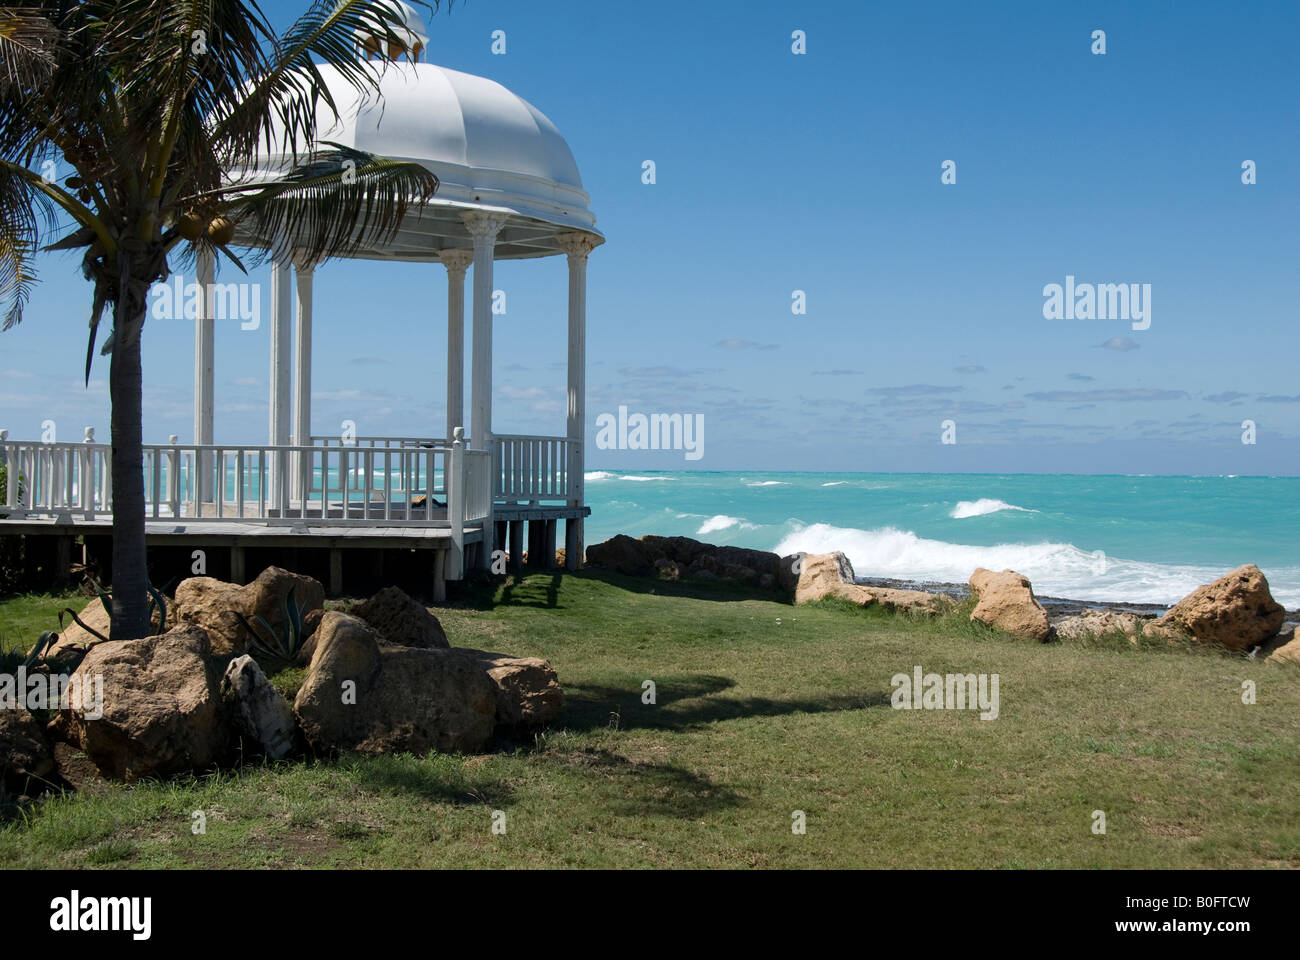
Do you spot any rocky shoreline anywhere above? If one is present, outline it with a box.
[585,533,1300,656]
[855,576,1299,624]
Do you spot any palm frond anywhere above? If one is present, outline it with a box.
[228,141,437,264]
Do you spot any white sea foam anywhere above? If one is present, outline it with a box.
[821,481,850,487]
[746,480,787,487]
[697,514,758,535]
[950,498,1037,519]
[771,521,1300,607]
[620,475,673,482]
[584,471,617,481]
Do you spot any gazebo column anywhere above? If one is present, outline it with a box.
[268,252,292,511]
[462,211,507,569]
[293,258,315,503]
[440,249,473,444]
[558,232,597,571]
[194,248,215,506]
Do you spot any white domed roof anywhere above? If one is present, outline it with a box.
[333,60,587,202]
[231,57,600,260]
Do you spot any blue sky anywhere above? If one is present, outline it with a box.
[2,0,1297,473]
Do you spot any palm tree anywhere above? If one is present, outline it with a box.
[0,0,441,639]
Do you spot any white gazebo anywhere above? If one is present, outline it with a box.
[0,2,602,598]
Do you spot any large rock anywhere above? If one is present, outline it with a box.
[1055,609,1147,641]
[46,596,111,660]
[791,552,858,604]
[585,534,655,576]
[585,535,781,586]
[969,568,1052,642]
[1152,564,1285,652]
[451,649,565,730]
[351,586,448,649]
[0,708,55,798]
[870,586,954,616]
[788,551,950,614]
[293,612,496,755]
[221,655,297,760]
[59,624,230,781]
[1266,627,1300,665]
[174,566,325,657]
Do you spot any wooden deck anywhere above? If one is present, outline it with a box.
[0,503,590,599]
[4,516,486,600]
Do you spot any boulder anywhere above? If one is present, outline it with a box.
[174,566,325,657]
[451,649,565,730]
[786,551,951,614]
[351,586,448,649]
[870,586,954,616]
[59,624,230,781]
[792,552,858,604]
[46,596,111,660]
[221,655,297,760]
[1265,626,1300,665]
[294,609,325,667]
[585,534,656,576]
[586,535,782,586]
[969,568,1052,642]
[50,742,108,795]
[293,612,496,755]
[1055,609,1147,641]
[0,708,55,798]
[778,554,804,593]
[1152,564,1285,652]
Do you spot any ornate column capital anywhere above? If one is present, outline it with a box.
[291,251,319,273]
[461,210,509,242]
[438,248,474,274]
[557,231,599,263]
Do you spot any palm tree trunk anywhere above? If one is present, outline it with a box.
[108,290,150,640]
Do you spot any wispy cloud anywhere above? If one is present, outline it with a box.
[1026,388,1188,402]
[1098,337,1140,352]
[716,338,778,351]
[867,384,962,398]
[1204,391,1249,403]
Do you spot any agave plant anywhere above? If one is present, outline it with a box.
[233,586,306,666]
[78,574,168,638]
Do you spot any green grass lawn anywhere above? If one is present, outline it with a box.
[2,572,1298,869]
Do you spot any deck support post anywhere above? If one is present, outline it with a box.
[329,547,343,597]
[440,250,473,445]
[544,519,557,570]
[558,232,597,571]
[463,211,507,572]
[509,520,524,573]
[230,545,246,585]
[565,518,581,571]
[433,548,446,602]
[194,249,215,505]
[53,533,72,589]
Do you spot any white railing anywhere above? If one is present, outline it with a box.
[1,427,571,538]
[0,428,110,520]
[0,428,490,542]
[493,434,579,502]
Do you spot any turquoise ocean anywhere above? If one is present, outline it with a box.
[581,471,1300,610]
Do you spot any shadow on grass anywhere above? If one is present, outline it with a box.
[558,746,744,818]
[341,754,515,808]
[560,673,891,733]
[452,567,788,613]
[493,571,563,610]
